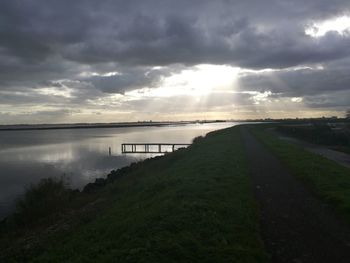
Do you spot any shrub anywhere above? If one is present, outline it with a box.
[14,177,72,226]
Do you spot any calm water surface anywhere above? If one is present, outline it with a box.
[0,122,241,219]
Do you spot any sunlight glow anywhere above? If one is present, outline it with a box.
[37,86,72,98]
[126,64,240,98]
[78,71,121,77]
[247,91,273,105]
[305,16,350,37]
[291,97,303,103]
[87,94,124,106]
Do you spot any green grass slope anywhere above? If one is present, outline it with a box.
[15,126,269,262]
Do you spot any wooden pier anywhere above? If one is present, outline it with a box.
[121,143,190,154]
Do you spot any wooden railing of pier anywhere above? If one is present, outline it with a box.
[121,143,191,154]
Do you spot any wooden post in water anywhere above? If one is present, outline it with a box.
[109,147,111,156]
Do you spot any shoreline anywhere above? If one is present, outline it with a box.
[0,117,346,132]
[0,120,233,132]
[0,125,270,261]
[0,121,196,132]
[0,121,235,221]
[2,124,350,261]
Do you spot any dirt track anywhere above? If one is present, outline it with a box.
[241,127,350,263]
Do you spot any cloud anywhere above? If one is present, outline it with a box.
[239,66,350,96]
[83,66,178,94]
[1,0,350,123]
[238,62,350,111]
[303,90,350,109]
[0,109,80,124]
[1,0,350,69]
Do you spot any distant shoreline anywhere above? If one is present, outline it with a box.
[0,120,227,132]
[0,117,346,132]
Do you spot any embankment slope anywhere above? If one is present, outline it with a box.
[2,126,268,262]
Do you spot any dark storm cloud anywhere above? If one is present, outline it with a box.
[303,91,350,109]
[84,66,178,94]
[239,63,350,110]
[239,66,350,97]
[1,0,350,120]
[0,54,81,90]
[0,0,91,62]
[59,10,350,68]
[1,0,350,70]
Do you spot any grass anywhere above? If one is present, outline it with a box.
[251,125,350,222]
[276,124,350,147]
[1,126,269,262]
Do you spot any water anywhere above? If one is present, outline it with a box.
[0,122,240,219]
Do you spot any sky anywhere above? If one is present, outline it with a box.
[1,0,350,124]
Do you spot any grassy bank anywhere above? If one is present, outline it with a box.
[251,125,350,222]
[275,123,350,154]
[1,126,269,262]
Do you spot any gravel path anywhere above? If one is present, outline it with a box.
[241,127,350,263]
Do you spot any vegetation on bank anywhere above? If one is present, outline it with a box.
[12,177,75,227]
[251,125,350,222]
[276,123,350,153]
[0,126,269,262]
